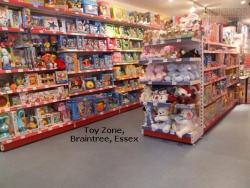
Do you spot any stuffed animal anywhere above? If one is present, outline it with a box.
[189,64,199,79]
[172,64,195,82]
[153,65,167,82]
[164,63,179,82]
[140,64,156,81]
[172,109,196,138]
[166,86,179,103]
[54,58,67,69]
[152,30,159,43]
[177,86,191,104]
[183,49,201,58]
[2,48,10,69]
[151,107,171,133]
[140,86,153,103]
[152,89,169,103]
[159,30,167,41]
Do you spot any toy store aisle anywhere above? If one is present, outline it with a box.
[1,105,250,188]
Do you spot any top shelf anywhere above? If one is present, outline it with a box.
[0,0,160,30]
[142,37,200,47]
[205,42,237,48]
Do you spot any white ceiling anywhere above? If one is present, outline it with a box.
[115,0,250,25]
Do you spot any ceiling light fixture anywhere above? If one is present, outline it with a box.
[169,0,173,2]
[190,3,196,12]
[241,0,246,4]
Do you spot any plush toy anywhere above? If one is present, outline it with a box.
[189,64,199,79]
[164,63,179,82]
[189,85,200,116]
[152,89,169,103]
[140,86,153,103]
[177,86,191,104]
[166,86,179,103]
[152,30,159,43]
[54,58,67,69]
[153,65,167,82]
[1,48,10,70]
[159,30,167,41]
[177,49,186,58]
[183,49,201,58]
[139,64,156,81]
[151,107,171,133]
[164,45,174,58]
[172,64,195,82]
[172,109,196,138]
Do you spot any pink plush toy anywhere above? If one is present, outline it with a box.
[152,65,167,82]
[148,47,156,59]
[140,64,156,81]
[152,30,160,43]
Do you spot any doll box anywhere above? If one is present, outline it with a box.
[55,70,68,84]
[102,74,114,86]
[74,18,89,33]
[9,10,22,28]
[79,56,93,70]
[54,102,71,122]
[82,0,98,15]
[119,93,131,106]
[43,16,59,31]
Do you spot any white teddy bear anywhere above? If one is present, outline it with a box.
[189,64,200,79]
[172,109,196,138]
[140,64,156,81]
[164,63,180,82]
[151,107,171,133]
[172,64,195,82]
[140,86,153,103]
[153,65,167,82]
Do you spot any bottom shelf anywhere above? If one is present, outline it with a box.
[0,102,142,151]
[204,100,238,133]
[142,126,203,144]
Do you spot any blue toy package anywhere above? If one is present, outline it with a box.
[89,21,100,35]
[31,16,44,29]
[99,56,106,68]
[92,55,100,69]
[57,53,78,71]
[66,22,77,33]
[104,55,112,68]
[74,18,89,33]
[68,37,77,49]
[106,92,119,109]
[82,0,98,15]
[119,93,131,106]
[128,92,139,103]
[94,76,103,88]
[102,74,114,86]
[92,94,108,114]
[77,36,84,49]
[85,77,96,90]
[55,70,68,84]
[79,56,93,70]
[93,39,99,50]
[58,36,68,50]
[99,23,106,35]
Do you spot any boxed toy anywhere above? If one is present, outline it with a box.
[74,18,89,33]
[24,115,38,130]
[104,55,112,68]
[99,56,106,68]
[69,76,85,93]
[136,28,144,38]
[99,23,106,35]
[66,22,77,33]
[86,39,94,50]
[9,10,22,28]
[55,70,68,84]
[116,39,122,50]
[102,73,114,86]
[26,73,39,87]
[67,37,77,49]
[104,24,115,36]
[51,112,61,124]
[111,52,121,64]
[34,106,51,117]
[67,0,83,12]
[98,40,106,50]
[43,16,59,31]
[77,36,84,50]
[128,92,139,103]
[122,10,130,21]
[10,96,21,106]
[85,77,96,90]
[58,18,66,32]
[92,94,108,114]
[119,93,131,106]
[129,27,137,38]
[58,36,68,50]
[54,102,71,122]
[82,0,98,15]
[97,0,111,17]
[22,7,31,28]
[57,53,78,71]
[38,73,55,85]
[111,6,122,20]
[9,110,26,136]
[79,56,93,70]
[92,55,100,69]
[122,39,130,50]
[89,21,100,35]
[106,38,116,50]
[125,53,134,63]
[30,15,44,29]
[0,7,9,27]
[107,92,119,109]
[93,39,99,50]
[94,77,103,88]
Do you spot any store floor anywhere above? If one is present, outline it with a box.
[1,104,250,188]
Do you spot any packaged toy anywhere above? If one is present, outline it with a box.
[82,0,98,15]
[120,26,129,37]
[0,113,12,139]
[58,18,66,32]
[98,56,105,68]
[97,0,111,17]
[92,55,100,69]
[69,76,85,93]
[58,36,68,50]
[34,106,50,117]
[67,0,83,12]
[38,73,55,85]
[57,53,78,71]
[103,55,112,68]
[55,0,68,8]
[106,38,116,50]
[104,24,115,36]
[40,35,51,52]
[128,92,138,103]
[102,74,114,86]
[89,21,100,35]
[0,7,9,27]
[92,94,108,113]
[122,10,130,21]
[9,10,22,28]
[43,16,59,31]
[98,40,106,50]
[107,92,119,109]
[0,95,10,109]
[99,23,106,35]
[112,52,121,64]
[122,39,130,50]
[54,102,71,122]
[79,56,93,70]
[67,37,77,49]
[22,8,31,28]
[94,77,103,88]
[51,112,61,124]
[10,96,21,106]
[66,22,77,33]
[85,77,96,89]
[77,36,84,50]
[31,16,44,29]
[111,6,122,20]
[116,39,122,50]
[9,110,26,136]
[93,39,99,50]
[121,53,126,63]
[55,70,68,84]
[86,39,94,50]
[31,34,42,45]
[119,93,131,106]
[74,18,89,33]
[25,73,38,87]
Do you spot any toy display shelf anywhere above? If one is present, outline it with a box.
[227,80,240,88]
[0,102,141,151]
[0,68,58,74]
[115,76,139,81]
[205,42,237,48]
[0,27,25,33]
[204,50,239,54]
[56,49,114,53]
[142,125,203,144]
[118,86,144,93]
[141,102,196,109]
[140,80,200,86]
[114,50,142,52]
[204,65,226,71]
[30,29,143,41]
[204,76,227,86]
[0,83,68,95]
[204,100,238,133]
[113,62,139,66]
[69,85,117,97]
[204,91,227,107]
[226,65,240,70]
[139,57,201,64]
[0,97,69,113]
[0,0,160,30]
[68,68,114,75]
[141,37,201,47]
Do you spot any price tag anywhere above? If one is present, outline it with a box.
[45,85,49,88]
[44,101,48,104]
[126,105,129,107]
[33,4,38,7]
[113,108,116,111]
[144,43,149,46]
[100,88,103,90]
[2,27,8,31]
[103,17,106,20]
[176,58,181,62]
[153,103,158,106]
[176,39,181,42]
[27,104,31,108]
[20,29,24,32]
[16,89,21,93]
[6,140,12,143]
[39,30,44,33]
[148,81,152,85]
[48,127,52,131]
[23,88,28,92]
[89,90,93,92]
[6,90,12,94]
[52,31,56,34]
[163,59,168,62]
[55,8,59,11]
[91,15,94,17]
[67,122,72,125]
[172,82,177,85]
[82,118,86,121]
[59,124,63,128]
[148,59,152,64]
[160,41,164,44]
[6,70,11,73]
[21,135,25,139]
[33,87,37,90]
[18,69,24,72]
[97,69,101,71]
[75,12,79,15]
[100,112,104,115]
[35,102,39,106]
[75,92,79,95]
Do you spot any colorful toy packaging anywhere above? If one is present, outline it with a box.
[85,77,96,89]
[102,74,114,86]
[79,56,93,70]
[107,92,119,109]
[77,36,84,50]
[92,94,108,113]
[43,16,59,31]
[74,18,89,33]
[69,76,85,93]
[58,36,68,50]
[82,0,98,15]
[9,10,22,28]
[55,70,68,84]
[97,0,111,17]
[57,53,78,71]
[22,8,31,28]
[92,55,100,69]
[38,73,55,85]
[111,6,122,20]
[67,37,77,49]
[54,102,71,122]
[119,93,131,106]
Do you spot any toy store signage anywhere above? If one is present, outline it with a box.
[70,127,139,143]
